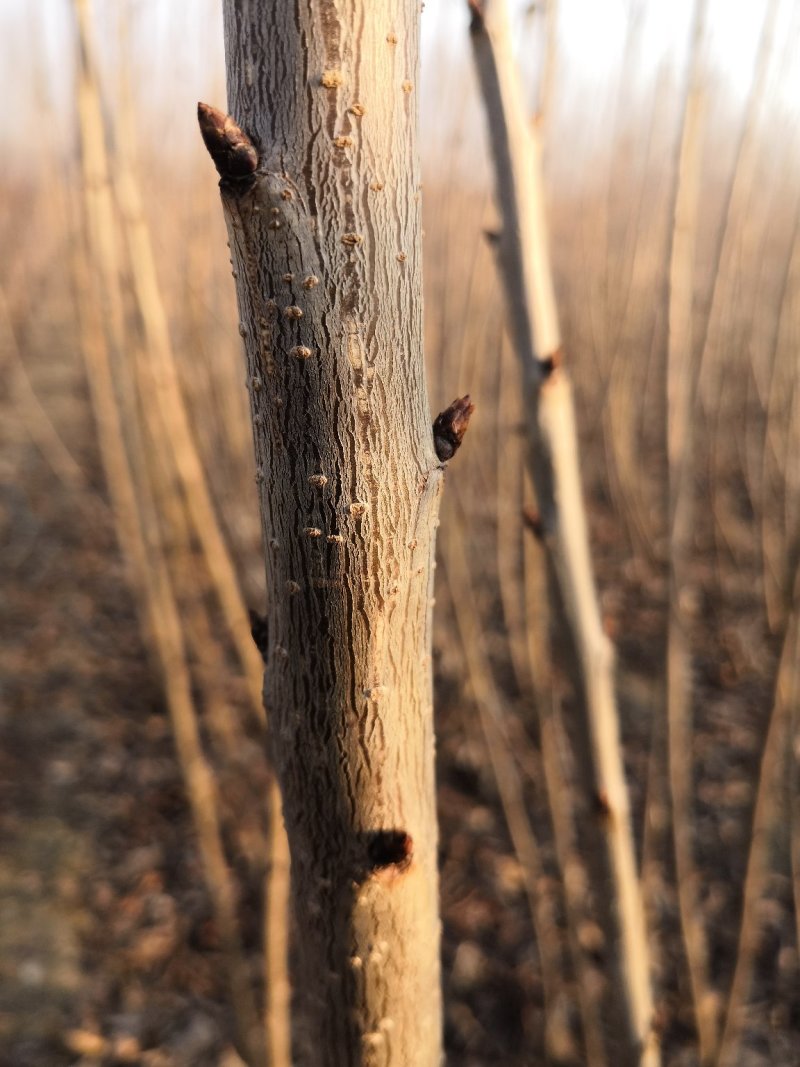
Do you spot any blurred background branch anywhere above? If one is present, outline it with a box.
[1,0,798,1064]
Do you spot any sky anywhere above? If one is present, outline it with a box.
[0,1,797,178]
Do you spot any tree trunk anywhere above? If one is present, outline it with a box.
[201,4,444,1064]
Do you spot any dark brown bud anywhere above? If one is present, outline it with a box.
[433,395,475,461]
[197,102,258,181]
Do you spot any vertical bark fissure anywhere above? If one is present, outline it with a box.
[206,3,444,1064]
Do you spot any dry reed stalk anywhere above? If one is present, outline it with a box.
[759,213,800,632]
[637,694,669,986]
[534,0,558,125]
[600,7,648,363]
[181,180,256,530]
[73,0,150,615]
[261,784,291,1067]
[0,286,97,501]
[440,493,575,1065]
[72,3,266,1061]
[495,331,533,695]
[469,2,658,1063]
[494,321,607,1063]
[716,592,798,1067]
[603,301,667,565]
[142,532,267,1067]
[133,340,276,1060]
[792,597,800,955]
[449,190,501,400]
[665,5,719,1062]
[136,340,291,1067]
[521,512,608,1067]
[694,1,778,589]
[111,44,291,1062]
[113,160,266,728]
[426,180,498,502]
[599,42,675,566]
[129,337,241,765]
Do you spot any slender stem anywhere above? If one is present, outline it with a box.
[665,4,718,1062]
[73,4,265,1061]
[441,488,573,1064]
[716,599,798,1066]
[469,2,658,1062]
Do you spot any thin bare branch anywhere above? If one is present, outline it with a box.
[440,493,577,1064]
[0,287,97,501]
[716,594,798,1066]
[665,4,718,1062]
[72,4,266,1061]
[469,2,658,1063]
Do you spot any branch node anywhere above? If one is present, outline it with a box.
[433,395,475,461]
[197,102,258,183]
[248,609,269,661]
[365,830,413,873]
[467,0,485,33]
[539,346,563,380]
[593,789,612,819]
[521,505,544,541]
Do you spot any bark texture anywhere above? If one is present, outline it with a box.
[206,4,443,1065]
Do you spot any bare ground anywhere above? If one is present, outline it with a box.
[1,339,798,1067]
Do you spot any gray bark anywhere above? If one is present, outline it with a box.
[201,3,444,1065]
